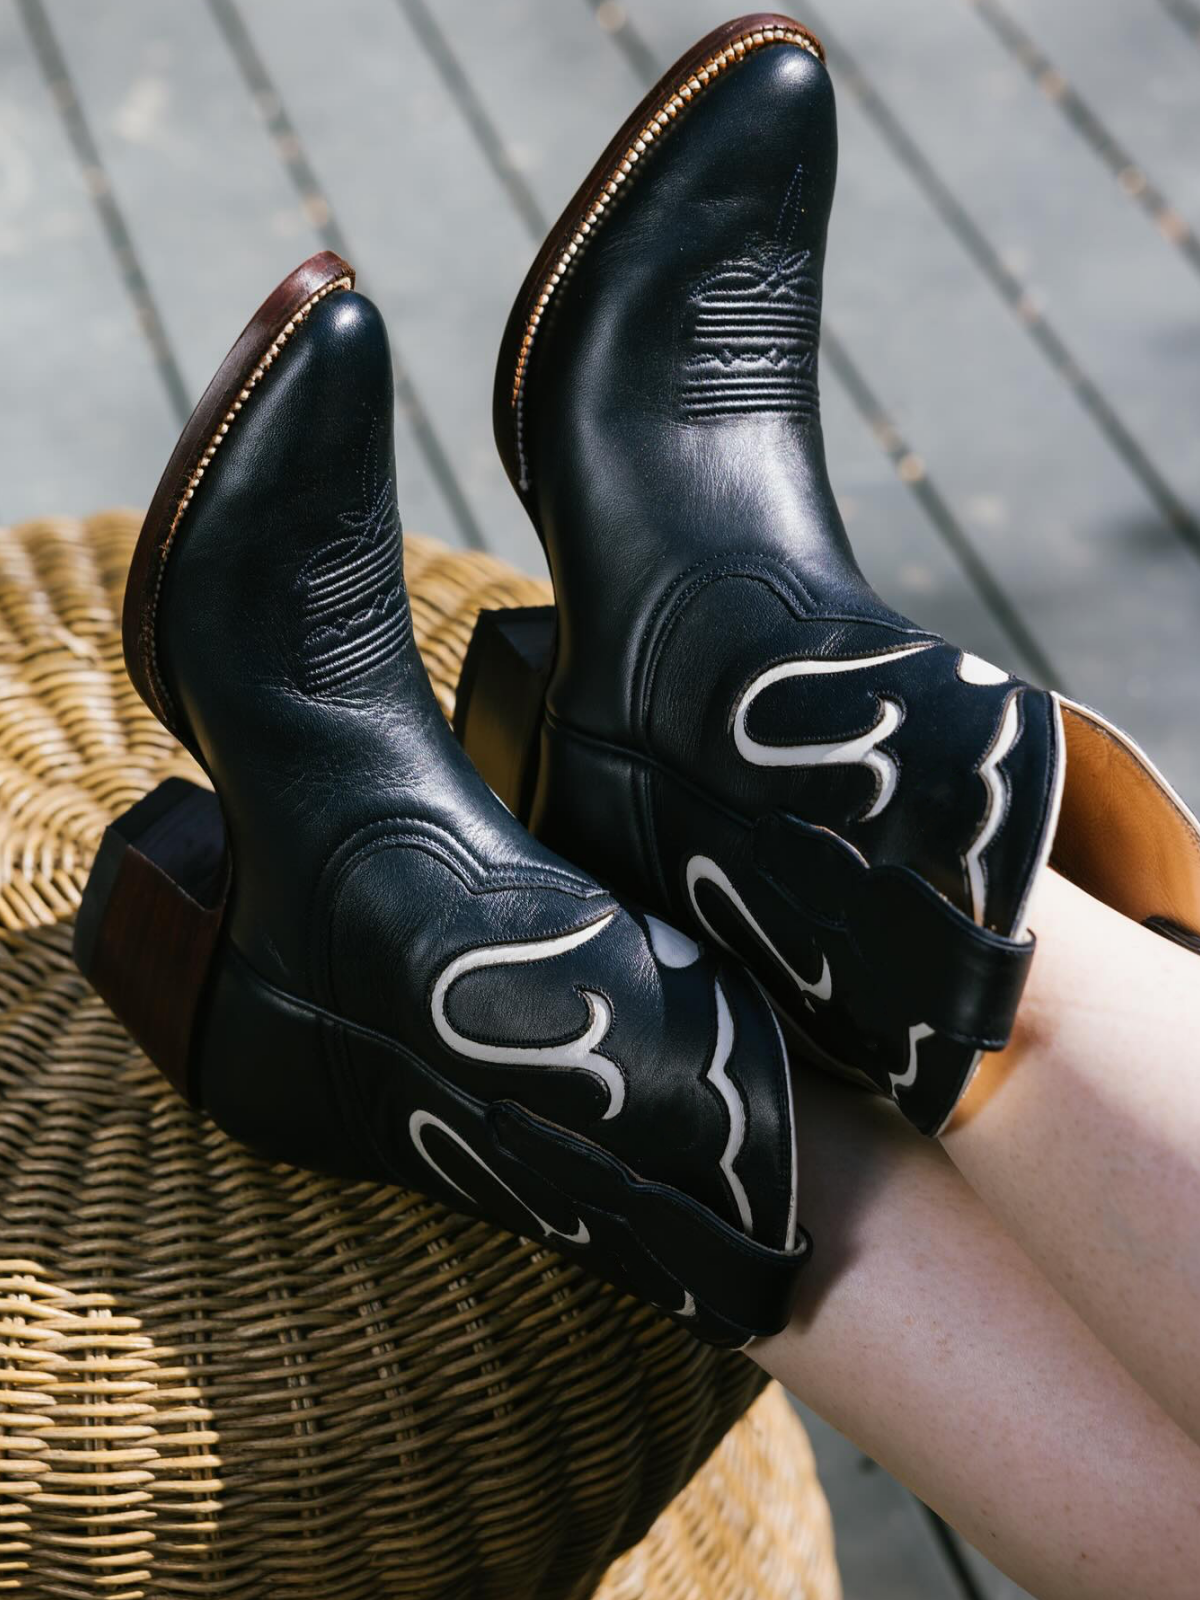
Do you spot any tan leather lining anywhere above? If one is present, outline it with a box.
[1050,697,1200,935]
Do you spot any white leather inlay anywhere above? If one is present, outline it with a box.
[732,643,934,820]
[757,979,800,1254]
[957,651,1010,686]
[686,855,831,1007]
[430,912,625,1119]
[889,1021,935,1097]
[965,692,1022,925]
[645,914,702,968]
[707,981,753,1236]
[409,1110,590,1245]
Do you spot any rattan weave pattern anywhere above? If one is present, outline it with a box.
[0,513,839,1600]
[0,513,548,930]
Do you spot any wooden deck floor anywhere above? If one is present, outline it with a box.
[4,1,1199,1593]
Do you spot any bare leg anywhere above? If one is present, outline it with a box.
[750,1072,1200,1600]
[943,869,1200,1444]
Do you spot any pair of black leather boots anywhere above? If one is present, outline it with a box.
[78,15,1200,1348]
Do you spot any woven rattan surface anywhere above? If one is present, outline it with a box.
[0,513,838,1600]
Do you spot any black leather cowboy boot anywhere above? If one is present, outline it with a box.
[457,15,1200,1135]
[74,253,810,1347]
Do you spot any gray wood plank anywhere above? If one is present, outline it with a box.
[43,0,317,401]
[422,0,652,230]
[233,0,544,571]
[822,379,1030,674]
[438,0,1044,679]
[1159,0,1200,49]
[0,4,177,525]
[625,0,1200,809]
[988,0,1200,250]
[817,0,1200,533]
[42,0,451,549]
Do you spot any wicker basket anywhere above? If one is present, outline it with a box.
[0,512,839,1600]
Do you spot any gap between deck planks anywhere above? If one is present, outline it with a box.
[970,0,1200,273]
[38,0,499,558]
[0,3,177,522]
[819,0,1200,549]
[228,0,543,567]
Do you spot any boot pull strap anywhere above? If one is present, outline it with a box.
[754,811,1034,1054]
[848,868,1034,1053]
[492,1102,809,1348]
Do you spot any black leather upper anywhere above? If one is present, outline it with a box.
[152,284,807,1344]
[502,37,1063,1134]
[516,45,853,735]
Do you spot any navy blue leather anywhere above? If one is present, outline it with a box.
[497,35,1063,1134]
[144,281,808,1346]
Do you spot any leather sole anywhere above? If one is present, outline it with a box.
[123,251,355,738]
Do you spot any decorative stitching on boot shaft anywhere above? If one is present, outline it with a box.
[147,274,353,722]
[509,23,823,492]
[299,423,410,696]
[681,160,821,422]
